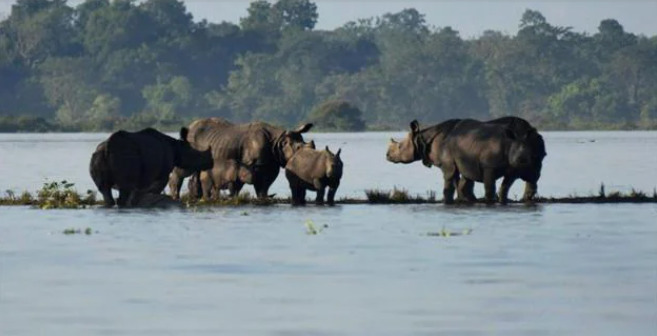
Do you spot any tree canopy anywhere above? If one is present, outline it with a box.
[0,0,656,132]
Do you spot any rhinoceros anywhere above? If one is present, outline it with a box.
[168,117,234,199]
[181,121,314,199]
[461,116,546,202]
[285,145,343,206]
[89,128,213,208]
[387,117,543,204]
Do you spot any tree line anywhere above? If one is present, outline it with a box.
[1,0,656,132]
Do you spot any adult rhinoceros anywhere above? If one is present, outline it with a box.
[90,128,213,208]
[464,116,546,202]
[386,117,544,204]
[180,120,314,199]
[168,117,234,200]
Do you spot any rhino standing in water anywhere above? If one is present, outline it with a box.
[168,117,234,199]
[90,128,213,208]
[285,145,343,206]
[176,120,314,199]
[387,117,545,204]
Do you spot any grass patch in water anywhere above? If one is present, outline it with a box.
[427,227,473,237]
[364,187,434,204]
[1,181,98,208]
[63,227,94,235]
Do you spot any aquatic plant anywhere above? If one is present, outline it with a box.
[427,227,473,237]
[364,189,391,203]
[63,227,94,235]
[36,180,97,209]
[305,220,328,235]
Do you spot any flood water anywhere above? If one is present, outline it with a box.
[1,131,656,335]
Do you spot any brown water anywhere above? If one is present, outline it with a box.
[1,132,656,335]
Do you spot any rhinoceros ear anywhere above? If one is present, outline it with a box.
[410,120,420,134]
[390,138,397,144]
[295,123,313,134]
[325,145,330,153]
[308,140,316,149]
[180,127,189,142]
[336,148,341,158]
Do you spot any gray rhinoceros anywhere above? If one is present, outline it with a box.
[90,128,213,208]
[186,121,314,199]
[461,116,547,202]
[387,117,543,204]
[285,145,343,206]
[168,117,234,199]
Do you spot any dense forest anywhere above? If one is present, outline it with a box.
[1,0,656,132]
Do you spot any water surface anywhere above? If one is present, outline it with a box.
[1,132,656,335]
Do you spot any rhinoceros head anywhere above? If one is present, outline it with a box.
[507,128,536,169]
[386,120,421,164]
[278,123,314,164]
[324,146,343,179]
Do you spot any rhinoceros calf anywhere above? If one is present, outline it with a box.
[90,128,213,208]
[285,145,343,206]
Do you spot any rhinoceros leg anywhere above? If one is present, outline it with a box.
[498,175,517,205]
[456,178,476,203]
[229,181,244,197]
[483,169,498,204]
[99,188,115,208]
[523,181,537,202]
[117,188,132,208]
[315,185,326,205]
[441,164,458,204]
[168,168,191,200]
[327,186,338,206]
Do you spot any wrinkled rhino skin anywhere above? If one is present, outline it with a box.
[90,128,213,208]
[285,145,343,206]
[191,120,314,199]
[168,117,234,200]
[387,117,545,204]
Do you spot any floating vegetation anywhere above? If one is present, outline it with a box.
[63,227,94,235]
[427,227,473,237]
[305,220,328,235]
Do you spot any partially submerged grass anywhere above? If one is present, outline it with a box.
[1,181,98,208]
[2,181,657,208]
[364,187,435,204]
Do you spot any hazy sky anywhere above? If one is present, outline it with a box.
[1,0,656,38]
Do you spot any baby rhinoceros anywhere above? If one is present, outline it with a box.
[285,145,343,206]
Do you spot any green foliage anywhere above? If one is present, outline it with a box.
[36,180,96,209]
[0,3,656,131]
[309,100,365,131]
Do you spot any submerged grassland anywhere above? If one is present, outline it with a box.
[1,182,656,209]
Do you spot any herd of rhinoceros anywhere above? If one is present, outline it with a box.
[88,116,546,208]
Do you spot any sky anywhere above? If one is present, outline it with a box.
[1,0,656,38]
